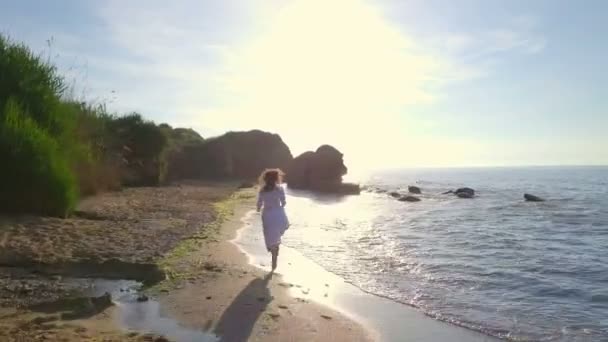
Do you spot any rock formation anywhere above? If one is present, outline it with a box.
[168,130,292,181]
[286,145,359,194]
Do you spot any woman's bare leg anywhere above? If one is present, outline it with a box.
[271,246,279,271]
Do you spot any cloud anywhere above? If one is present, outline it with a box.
[424,14,546,82]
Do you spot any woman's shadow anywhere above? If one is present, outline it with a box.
[214,273,273,341]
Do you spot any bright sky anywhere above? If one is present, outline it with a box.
[2,0,607,169]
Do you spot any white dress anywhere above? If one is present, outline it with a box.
[257,186,289,251]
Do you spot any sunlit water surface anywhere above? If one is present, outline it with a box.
[279,166,608,341]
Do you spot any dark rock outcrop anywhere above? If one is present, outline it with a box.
[408,186,421,194]
[398,195,421,202]
[168,130,292,181]
[454,187,475,198]
[287,145,359,194]
[524,193,545,202]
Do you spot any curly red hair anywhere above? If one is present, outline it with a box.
[258,168,284,192]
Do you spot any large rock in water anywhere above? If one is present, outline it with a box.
[168,130,292,181]
[287,145,359,194]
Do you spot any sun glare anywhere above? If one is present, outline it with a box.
[203,0,442,169]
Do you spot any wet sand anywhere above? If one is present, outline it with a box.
[234,208,500,342]
[0,183,371,341]
[159,203,373,341]
[0,183,498,341]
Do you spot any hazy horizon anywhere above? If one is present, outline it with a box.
[2,0,607,169]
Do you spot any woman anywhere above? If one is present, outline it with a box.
[256,169,290,271]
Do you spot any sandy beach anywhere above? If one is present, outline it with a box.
[0,182,503,341]
[159,202,373,341]
[0,183,372,341]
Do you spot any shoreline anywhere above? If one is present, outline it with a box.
[0,184,372,341]
[158,195,374,341]
[0,183,501,341]
[232,202,500,342]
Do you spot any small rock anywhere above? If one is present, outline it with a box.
[31,316,56,325]
[389,191,401,198]
[137,294,149,302]
[408,186,421,194]
[456,192,473,198]
[454,187,475,198]
[398,195,421,202]
[206,296,212,300]
[320,314,333,320]
[92,292,113,310]
[278,305,288,309]
[524,193,545,202]
[268,313,281,319]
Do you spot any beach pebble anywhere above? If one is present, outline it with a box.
[278,304,288,309]
[320,314,333,320]
[206,296,212,300]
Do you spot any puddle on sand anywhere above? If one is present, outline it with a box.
[115,294,219,342]
[67,278,220,342]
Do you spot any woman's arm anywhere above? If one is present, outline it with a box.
[256,192,263,212]
[279,187,286,207]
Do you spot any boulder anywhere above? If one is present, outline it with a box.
[168,130,292,181]
[287,145,359,194]
[398,195,421,202]
[408,186,421,194]
[524,193,545,202]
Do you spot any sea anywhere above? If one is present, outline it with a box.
[278,166,608,341]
